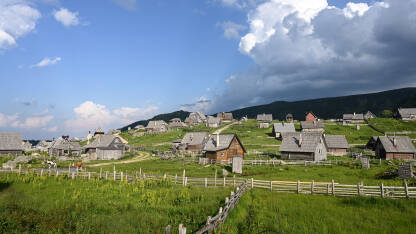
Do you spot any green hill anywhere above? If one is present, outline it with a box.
[229,87,416,120]
[120,110,190,131]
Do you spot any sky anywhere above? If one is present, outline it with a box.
[0,0,415,139]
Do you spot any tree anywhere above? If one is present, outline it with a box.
[381,110,393,118]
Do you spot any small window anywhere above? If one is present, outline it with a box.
[221,152,224,157]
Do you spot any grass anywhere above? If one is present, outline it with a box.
[221,189,416,234]
[0,173,231,233]
[368,118,416,132]
[325,124,382,144]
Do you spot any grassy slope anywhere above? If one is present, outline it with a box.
[368,118,416,132]
[324,124,383,144]
[0,174,231,233]
[222,189,416,234]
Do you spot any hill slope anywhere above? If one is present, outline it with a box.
[229,87,416,120]
[119,110,190,131]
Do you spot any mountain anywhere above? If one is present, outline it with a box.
[119,87,416,130]
[119,110,190,131]
[229,87,416,120]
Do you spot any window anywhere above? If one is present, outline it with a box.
[221,152,224,157]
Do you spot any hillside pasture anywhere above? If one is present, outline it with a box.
[368,118,416,132]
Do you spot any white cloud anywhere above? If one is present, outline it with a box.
[46,126,58,132]
[112,0,137,11]
[65,101,159,134]
[0,1,41,49]
[53,8,80,27]
[32,57,61,67]
[343,2,369,18]
[0,113,19,127]
[217,21,247,39]
[12,115,54,128]
[180,97,213,113]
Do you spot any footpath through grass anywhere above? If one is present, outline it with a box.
[0,174,231,233]
[221,189,416,234]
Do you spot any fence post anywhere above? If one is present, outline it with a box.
[327,184,330,195]
[165,225,171,234]
[105,171,108,180]
[185,177,188,186]
[251,178,254,189]
[205,178,207,188]
[72,172,75,179]
[405,181,409,199]
[121,172,123,181]
[223,177,226,187]
[270,181,273,191]
[381,183,384,198]
[297,180,300,194]
[233,175,236,187]
[88,172,91,180]
[311,180,314,194]
[175,174,177,184]
[114,171,116,181]
[215,169,217,187]
[357,183,361,196]
[56,170,59,177]
[140,168,142,179]
[332,179,335,196]
[100,168,102,179]
[18,164,21,174]
[68,165,71,175]
[225,197,229,203]
[40,169,43,176]
[178,224,186,234]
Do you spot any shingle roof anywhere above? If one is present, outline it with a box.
[170,118,181,122]
[84,135,122,149]
[181,132,208,146]
[343,113,364,121]
[300,121,325,129]
[324,135,349,149]
[207,116,221,125]
[169,121,187,128]
[185,112,206,124]
[398,108,416,119]
[0,132,23,151]
[273,123,296,134]
[378,136,416,153]
[280,132,323,153]
[146,120,167,128]
[203,134,245,152]
[49,139,82,151]
[256,113,273,121]
[286,113,293,118]
[95,128,104,133]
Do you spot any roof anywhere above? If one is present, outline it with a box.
[170,118,181,122]
[306,111,317,118]
[169,121,187,128]
[217,112,233,120]
[365,111,376,118]
[256,113,273,121]
[95,128,104,133]
[280,132,323,153]
[343,113,364,121]
[286,113,293,118]
[273,123,296,133]
[49,139,82,151]
[84,135,124,149]
[181,132,208,146]
[134,125,145,129]
[184,112,206,124]
[207,116,221,125]
[398,108,416,118]
[324,135,349,149]
[300,121,325,129]
[203,134,246,152]
[0,132,23,151]
[377,136,416,153]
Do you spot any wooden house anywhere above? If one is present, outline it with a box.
[184,112,207,125]
[305,112,318,122]
[280,132,327,162]
[324,135,349,156]
[364,111,376,119]
[343,113,365,123]
[94,128,105,138]
[286,113,294,122]
[146,120,168,133]
[256,113,273,122]
[258,123,270,128]
[206,116,221,128]
[168,118,187,130]
[272,123,295,139]
[177,132,209,152]
[48,138,82,157]
[203,134,246,161]
[217,112,233,121]
[134,125,145,130]
[300,121,325,133]
[84,135,129,160]
[365,136,378,151]
[398,108,416,120]
[0,132,23,155]
[22,141,32,152]
[375,136,416,160]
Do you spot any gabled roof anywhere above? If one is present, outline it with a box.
[181,132,208,146]
[207,116,221,125]
[343,113,364,121]
[203,134,246,152]
[398,108,416,118]
[365,111,376,118]
[280,132,323,153]
[170,118,181,122]
[273,123,296,133]
[0,133,23,151]
[84,135,124,149]
[185,112,206,124]
[95,128,104,133]
[377,136,416,153]
[306,111,317,118]
[147,120,167,127]
[286,113,293,118]
[256,113,273,121]
[324,135,349,149]
[217,112,233,120]
[300,121,324,129]
[169,121,187,128]
[49,139,82,151]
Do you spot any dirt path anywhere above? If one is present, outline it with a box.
[213,122,237,134]
[86,151,152,168]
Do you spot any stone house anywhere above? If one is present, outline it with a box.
[398,108,416,120]
[48,138,82,157]
[168,118,187,130]
[146,120,168,133]
[324,134,349,156]
[0,132,23,155]
[300,121,325,133]
[375,136,416,160]
[203,134,246,161]
[273,123,296,139]
[84,135,129,160]
[206,116,221,128]
[305,111,318,122]
[177,132,209,152]
[280,132,327,162]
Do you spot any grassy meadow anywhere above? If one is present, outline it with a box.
[221,189,416,234]
[0,173,231,233]
[368,118,416,132]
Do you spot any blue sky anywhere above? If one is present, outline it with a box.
[1,0,415,139]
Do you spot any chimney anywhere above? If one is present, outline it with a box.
[299,134,303,146]
[216,134,220,148]
[393,137,397,147]
[354,112,356,116]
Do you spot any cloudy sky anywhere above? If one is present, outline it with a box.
[1,0,415,139]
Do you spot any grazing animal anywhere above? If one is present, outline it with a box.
[74,162,83,168]
[46,160,56,167]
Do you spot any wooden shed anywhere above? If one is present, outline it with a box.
[324,134,349,156]
[375,136,416,160]
[0,132,23,155]
[280,132,327,162]
[178,132,209,152]
[84,135,129,160]
[305,112,318,122]
[203,134,246,162]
